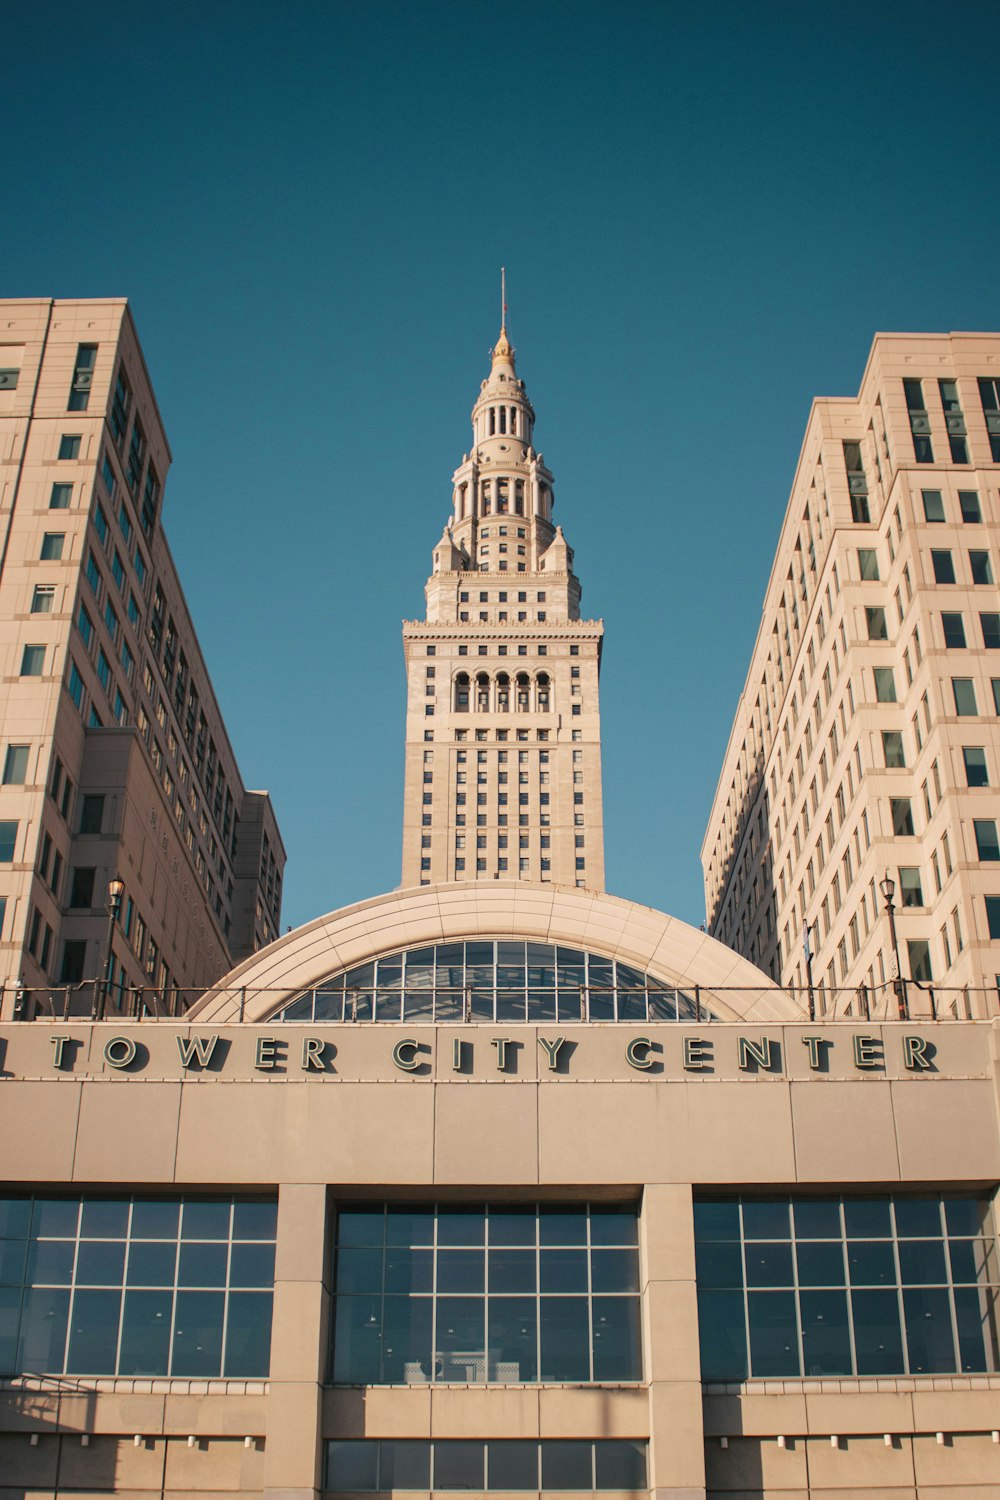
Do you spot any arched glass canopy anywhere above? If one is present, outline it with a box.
[273,939,716,1024]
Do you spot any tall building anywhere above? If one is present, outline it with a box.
[0,298,284,1016]
[401,323,605,891]
[702,332,1000,1017]
[4,312,1000,1500]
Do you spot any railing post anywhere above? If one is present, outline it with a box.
[694,984,701,1023]
[239,987,247,1023]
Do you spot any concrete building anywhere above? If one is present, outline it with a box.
[2,318,1000,1500]
[702,333,1000,1019]
[401,324,604,892]
[0,298,285,1016]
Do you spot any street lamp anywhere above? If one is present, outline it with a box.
[803,921,816,1022]
[879,871,908,1021]
[96,877,125,1021]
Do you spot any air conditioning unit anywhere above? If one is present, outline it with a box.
[0,369,19,390]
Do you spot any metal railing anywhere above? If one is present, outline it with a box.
[0,979,997,1023]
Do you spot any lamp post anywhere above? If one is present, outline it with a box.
[803,921,816,1022]
[879,871,908,1021]
[97,878,125,1021]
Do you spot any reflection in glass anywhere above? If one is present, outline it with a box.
[119,1289,172,1374]
[539,1296,589,1381]
[542,1439,592,1489]
[748,1291,799,1376]
[66,1289,121,1371]
[800,1290,851,1375]
[434,1439,485,1490]
[488,1439,539,1490]
[171,1290,225,1376]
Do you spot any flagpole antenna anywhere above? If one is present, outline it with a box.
[501,267,507,329]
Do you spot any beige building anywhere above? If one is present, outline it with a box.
[0,299,285,1017]
[401,324,605,893]
[2,316,1000,1500]
[702,333,1000,1018]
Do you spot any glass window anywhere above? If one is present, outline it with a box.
[58,435,81,460]
[964,747,989,787]
[0,823,17,862]
[49,483,72,510]
[959,491,982,523]
[332,1203,641,1385]
[971,550,994,585]
[20,645,45,677]
[694,1194,999,1380]
[932,550,956,584]
[953,678,978,716]
[899,867,923,907]
[882,731,905,769]
[2,746,29,786]
[325,1440,646,1493]
[982,614,1000,650]
[865,606,888,640]
[942,612,966,648]
[40,533,64,561]
[891,798,915,837]
[922,490,945,522]
[873,667,896,703]
[31,586,54,614]
[858,549,879,581]
[975,821,1000,862]
[0,1194,275,1378]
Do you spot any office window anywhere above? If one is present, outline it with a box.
[899,867,923,907]
[0,822,18,862]
[939,380,969,463]
[922,490,945,522]
[331,1202,641,1385]
[85,551,100,595]
[68,866,96,907]
[952,679,978,716]
[95,504,109,546]
[890,798,915,837]
[986,896,1000,939]
[942,612,966,648]
[97,650,112,692]
[2,746,29,785]
[78,794,105,835]
[111,550,126,591]
[975,821,1000,862]
[101,452,116,497]
[978,377,1000,460]
[882,731,905,769]
[325,1440,646,1493]
[873,667,897,703]
[864,606,887,640]
[49,483,72,510]
[40,533,64,561]
[932,550,956,584]
[971,550,994,585]
[30,586,55,614]
[20,645,45,677]
[695,1192,999,1380]
[76,604,94,649]
[959,491,982,524]
[67,344,97,411]
[903,378,934,462]
[906,940,933,985]
[67,662,84,710]
[0,1193,275,1378]
[858,548,879,581]
[964,748,989,787]
[127,592,140,627]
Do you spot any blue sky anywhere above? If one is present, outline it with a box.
[6,0,1000,932]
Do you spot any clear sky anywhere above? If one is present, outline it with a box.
[6,0,1000,933]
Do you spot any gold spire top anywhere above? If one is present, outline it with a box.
[491,266,516,370]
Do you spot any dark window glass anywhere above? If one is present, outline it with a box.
[488,1440,538,1490]
[747,1291,800,1376]
[903,1287,956,1372]
[224,1290,273,1376]
[327,1440,378,1491]
[696,1290,748,1381]
[852,1288,905,1373]
[434,1440,485,1490]
[595,1440,647,1489]
[381,1440,431,1490]
[932,550,956,584]
[800,1289,852,1375]
[541,1440,592,1490]
[66,1289,121,1372]
[539,1296,589,1380]
[118,1289,172,1375]
[171,1290,224,1376]
[591,1295,641,1379]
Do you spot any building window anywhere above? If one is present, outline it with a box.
[882,731,905,768]
[873,667,896,703]
[942,612,966,648]
[0,1193,276,1378]
[908,938,933,984]
[20,645,45,677]
[67,662,84,710]
[975,821,1000,862]
[986,896,1000,939]
[857,548,879,581]
[903,378,934,462]
[78,794,104,835]
[939,380,969,463]
[922,489,945,522]
[931,550,956,584]
[959,490,982,523]
[67,344,97,411]
[31,586,55,614]
[865,606,887,640]
[890,798,915,837]
[331,1202,641,1385]
[694,1193,999,1381]
[325,1440,647,1493]
[970,550,994,585]
[899,866,924,907]
[59,434,81,459]
[2,746,29,785]
[50,483,72,510]
[964,747,989,787]
[0,822,18,862]
[952,678,978,716]
[40,533,64,561]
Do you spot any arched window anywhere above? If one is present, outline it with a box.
[489,408,496,436]
[481,481,491,514]
[496,672,510,711]
[476,672,490,711]
[510,407,517,435]
[516,672,530,712]
[454,672,470,712]
[497,480,509,515]
[537,672,550,712]
[514,481,524,515]
[499,407,507,434]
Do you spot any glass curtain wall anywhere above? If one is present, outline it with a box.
[326,1439,648,1491]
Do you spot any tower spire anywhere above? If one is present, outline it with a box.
[491,268,515,372]
[501,266,507,333]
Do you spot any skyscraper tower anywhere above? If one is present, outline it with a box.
[401,316,605,890]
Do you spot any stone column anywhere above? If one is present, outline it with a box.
[641,1184,706,1500]
[263,1183,330,1500]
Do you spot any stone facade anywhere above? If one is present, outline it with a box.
[702,333,1000,1017]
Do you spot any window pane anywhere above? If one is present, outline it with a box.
[591,1248,639,1293]
[539,1207,587,1245]
[898,1240,948,1284]
[595,1440,647,1489]
[437,1249,484,1294]
[796,1240,845,1287]
[696,1241,744,1289]
[541,1440,592,1489]
[75,1240,125,1286]
[747,1291,800,1376]
[339,1207,385,1246]
[487,1295,537,1381]
[131,1200,180,1239]
[589,1206,639,1246]
[894,1198,942,1237]
[435,1296,485,1381]
[224,1290,273,1376]
[488,1206,537,1246]
[127,1242,177,1286]
[539,1296,590,1380]
[488,1440,538,1490]
[852,1288,904,1373]
[327,1440,378,1491]
[540,1248,588,1292]
[696,1289,747,1381]
[848,1241,896,1285]
[382,1294,432,1383]
[437,1207,485,1246]
[18,1288,70,1372]
[800,1289,852,1376]
[903,1287,956,1372]
[434,1440,485,1489]
[232,1199,277,1240]
[333,1295,381,1383]
[181,1200,230,1240]
[119,1289,172,1375]
[385,1245,431,1294]
[591,1296,641,1379]
[380,1440,431,1490]
[488,1248,535,1293]
[955,1286,1000,1372]
[742,1201,790,1239]
[744,1242,794,1288]
[66,1288,121,1372]
[695,1201,741,1241]
[171,1290,224,1375]
[793,1200,842,1239]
